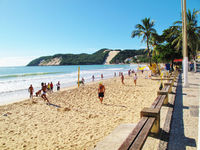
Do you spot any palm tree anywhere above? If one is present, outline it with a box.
[131,17,157,65]
[169,9,200,59]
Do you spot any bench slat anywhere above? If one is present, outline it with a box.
[151,95,162,108]
[165,85,170,91]
[118,117,148,150]
[155,95,166,109]
[129,117,155,150]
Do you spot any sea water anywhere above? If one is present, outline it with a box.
[0,64,141,105]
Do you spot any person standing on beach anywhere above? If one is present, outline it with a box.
[92,75,95,81]
[128,70,131,76]
[56,81,60,91]
[101,74,103,79]
[121,73,125,84]
[134,73,137,86]
[50,82,53,92]
[28,84,34,99]
[114,72,116,77]
[98,83,105,104]
[47,83,51,91]
[41,83,50,104]
[81,77,85,85]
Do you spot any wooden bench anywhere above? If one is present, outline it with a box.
[119,117,155,150]
[157,79,173,105]
[118,95,166,150]
[119,75,177,149]
[141,95,166,134]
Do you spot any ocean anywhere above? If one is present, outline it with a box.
[0,64,141,105]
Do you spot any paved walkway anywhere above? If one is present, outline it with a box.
[168,72,200,150]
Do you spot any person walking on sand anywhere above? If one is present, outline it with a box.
[28,84,34,99]
[56,81,60,91]
[98,82,105,104]
[134,73,137,86]
[41,83,50,104]
[121,73,125,84]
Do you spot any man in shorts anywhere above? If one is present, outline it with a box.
[41,83,50,104]
[98,82,105,104]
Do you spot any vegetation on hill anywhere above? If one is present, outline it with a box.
[27,49,110,66]
[110,49,147,64]
[27,48,150,66]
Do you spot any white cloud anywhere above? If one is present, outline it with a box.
[0,56,37,67]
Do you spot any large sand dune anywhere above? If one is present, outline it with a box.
[104,50,120,64]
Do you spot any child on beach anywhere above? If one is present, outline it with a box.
[28,84,34,99]
[134,73,137,86]
[98,82,105,104]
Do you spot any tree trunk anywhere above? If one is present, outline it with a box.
[146,37,152,66]
[193,55,196,72]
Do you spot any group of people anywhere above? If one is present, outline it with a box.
[28,69,141,105]
[119,71,138,86]
[28,81,61,104]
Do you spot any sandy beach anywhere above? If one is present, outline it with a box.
[0,71,160,150]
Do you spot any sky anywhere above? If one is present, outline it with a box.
[0,0,199,66]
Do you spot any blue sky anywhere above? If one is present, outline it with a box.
[0,0,199,66]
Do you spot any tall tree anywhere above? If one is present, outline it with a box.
[131,17,157,65]
[169,9,200,60]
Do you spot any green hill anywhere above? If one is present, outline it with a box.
[27,48,147,66]
[110,49,147,64]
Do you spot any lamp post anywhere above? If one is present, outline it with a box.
[182,0,189,87]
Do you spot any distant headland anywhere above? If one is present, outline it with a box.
[27,48,147,66]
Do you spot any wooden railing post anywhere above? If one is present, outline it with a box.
[140,108,160,134]
[157,91,168,105]
[164,82,172,93]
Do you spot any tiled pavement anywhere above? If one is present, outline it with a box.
[168,72,200,150]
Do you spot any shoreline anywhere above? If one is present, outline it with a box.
[0,64,138,106]
[0,74,121,107]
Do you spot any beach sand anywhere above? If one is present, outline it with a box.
[0,72,160,150]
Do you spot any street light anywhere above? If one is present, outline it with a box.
[182,0,189,87]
